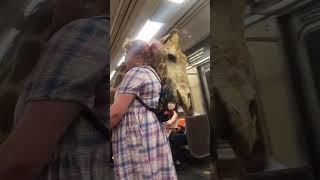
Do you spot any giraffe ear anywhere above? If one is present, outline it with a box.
[163,30,180,49]
[168,31,180,46]
[160,34,170,44]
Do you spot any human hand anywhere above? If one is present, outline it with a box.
[173,110,177,116]
[164,122,170,128]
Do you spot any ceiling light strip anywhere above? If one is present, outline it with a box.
[135,19,163,42]
[117,56,125,67]
[110,70,116,80]
[168,0,184,4]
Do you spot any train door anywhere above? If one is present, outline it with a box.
[185,37,210,114]
[186,65,207,114]
[280,1,320,178]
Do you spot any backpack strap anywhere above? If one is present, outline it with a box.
[81,66,109,139]
[80,110,110,140]
[140,66,162,84]
[135,96,157,112]
[134,66,161,112]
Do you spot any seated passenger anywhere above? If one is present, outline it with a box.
[164,102,179,137]
[164,102,188,167]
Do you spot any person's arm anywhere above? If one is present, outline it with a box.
[110,94,135,129]
[0,18,108,179]
[111,67,148,129]
[165,110,178,126]
[0,101,80,180]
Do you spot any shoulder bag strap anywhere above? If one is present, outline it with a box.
[141,66,162,83]
[134,66,162,112]
[135,96,157,112]
[80,110,110,139]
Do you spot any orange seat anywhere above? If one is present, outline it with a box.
[178,118,185,127]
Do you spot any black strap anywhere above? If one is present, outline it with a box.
[80,110,110,139]
[135,96,157,112]
[141,66,162,83]
[134,66,161,112]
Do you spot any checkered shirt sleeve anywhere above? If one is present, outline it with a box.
[25,17,107,109]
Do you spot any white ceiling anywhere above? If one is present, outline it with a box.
[0,0,307,78]
[110,0,210,72]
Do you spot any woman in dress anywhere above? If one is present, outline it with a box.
[110,39,177,179]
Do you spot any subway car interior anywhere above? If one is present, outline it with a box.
[1,0,320,179]
[110,0,212,179]
[211,0,319,179]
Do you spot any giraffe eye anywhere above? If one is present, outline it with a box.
[168,53,176,62]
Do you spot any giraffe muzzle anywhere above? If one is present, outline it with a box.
[176,88,192,115]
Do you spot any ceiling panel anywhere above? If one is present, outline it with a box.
[179,3,210,52]
[110,0,210,72]
[110,0,160,70]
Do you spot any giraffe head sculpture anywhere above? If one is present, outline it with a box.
[111,30,193,115]
[155,30,192,114]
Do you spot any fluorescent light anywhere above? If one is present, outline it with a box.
[110,70,116,80]
[117,56,125,67]
[24,0,46,16]
[168,0,184,4]
[135,20,163,42]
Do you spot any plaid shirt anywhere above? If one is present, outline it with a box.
[112,67,177,180]
[14,16,111,180]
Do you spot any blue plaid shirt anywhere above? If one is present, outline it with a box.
[14,16,111,180]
